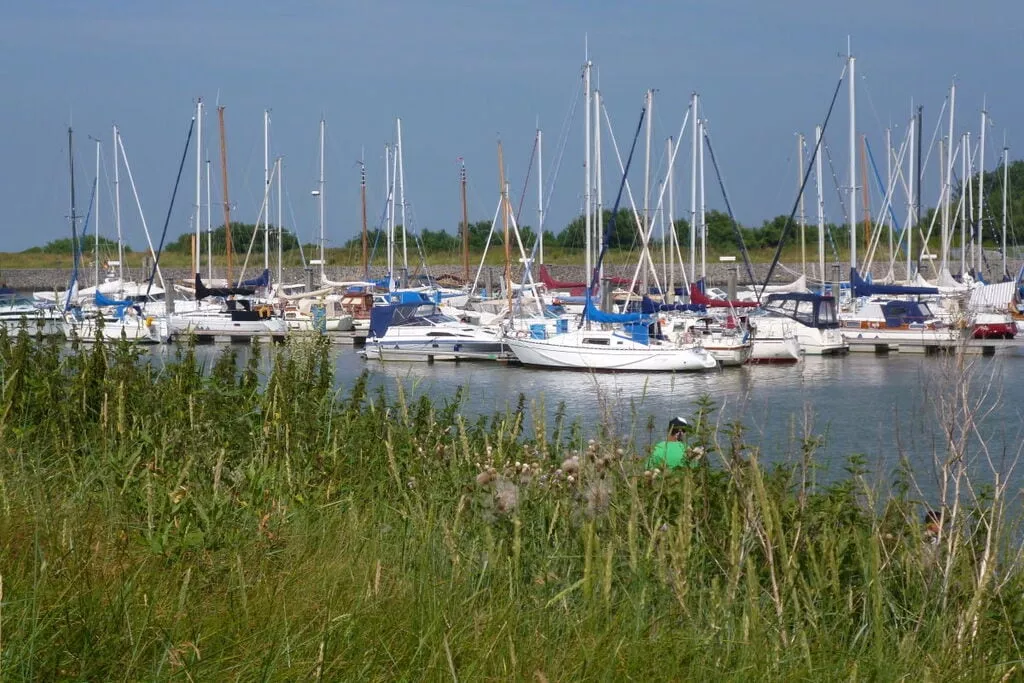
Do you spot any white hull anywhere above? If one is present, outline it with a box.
[63,316,168,344]
[751,316,847,356]
[841,326,961,351]
[505,330,718,372]
[168,315,288,340]
[748,336,802,363]
[703,342,753,366]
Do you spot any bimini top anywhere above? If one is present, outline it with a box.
[764,292,839,329]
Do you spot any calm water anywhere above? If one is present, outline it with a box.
[148,343,1024,494]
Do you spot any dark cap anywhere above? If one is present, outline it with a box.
[668,416,691,433]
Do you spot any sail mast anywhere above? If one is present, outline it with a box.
[642,88,652,293]
[318,117,326,281]
[498,141,512,317]
[1002,145,1009,279]
[396,118,408,272]
[460,158,469,282]
[961,133,969,275]
[94,137,100,288]
[218,106,233,283]
[537,128,544,266]
[848,50,857,273]
[815,125,826,285]
[583,59,593,283]
[264,109,271,271]
[206,158,212,279]
[977,106,987,277]
[689,92,698,287]
[277,157,283,288]
[195,98,203,277]
[360,157,368,281]
[113,125,123,282]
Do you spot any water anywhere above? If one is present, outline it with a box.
[150,343,1024,494]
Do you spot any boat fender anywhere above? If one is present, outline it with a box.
[144,316,155,327]
[257,305,272,319]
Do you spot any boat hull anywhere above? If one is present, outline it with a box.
[505,335,718,372]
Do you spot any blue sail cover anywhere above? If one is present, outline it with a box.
[95,291,132,308]
[583,295,647,324]
[851,268,938,297]
[239,268,270,288]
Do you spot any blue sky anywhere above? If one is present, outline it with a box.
[3,1,1022,254]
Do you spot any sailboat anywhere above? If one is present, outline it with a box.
[505,103,717,373]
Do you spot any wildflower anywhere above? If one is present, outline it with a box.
[406,478,417,490]
[584,480,612,517]
[567,474,575,485]
[561,456,580,475]
[493,479,519,515]
[476,470,493,487]
[169,486,187,505]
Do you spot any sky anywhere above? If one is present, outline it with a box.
[3,0,1023,254]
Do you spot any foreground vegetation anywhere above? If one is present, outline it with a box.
[0,333,1020,679]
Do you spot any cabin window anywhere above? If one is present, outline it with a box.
[583,337,610,345]
[426,331,455,337]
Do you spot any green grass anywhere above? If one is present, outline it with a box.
[0,333,1020,679]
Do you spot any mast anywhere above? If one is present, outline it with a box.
[318,117,326,280]
[218,106,233,283]
[848,51,857,272]
[663,137,671,287]
[594,89,603,284]
[942,82,956,277]
[360,157,369,280]
[277,157,283,288]
[885,127,893,270]
[977,106,986,276]
[1003,145,1009,279]
[642,88,653,293]
[263,109,270,271]
[396,118,408,272]
[668,135,676,302]
[583,59,593,282]
[698,117,707,280]
[113,125,123,282]
[960,132,968,275]
[67,127,79,300]
[460,157,469,282]
[537,128,544,266]
[498,141,512,316]
[906,112,915,279]
[206,158,212,279]
[815,125,826,286]
[94,137,100,288]
[385,143,393,284]
[195,98,203,276]
[689,92,698,287]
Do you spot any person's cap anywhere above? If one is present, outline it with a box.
[668,416,690,432]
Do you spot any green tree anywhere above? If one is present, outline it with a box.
[164,223,300,254]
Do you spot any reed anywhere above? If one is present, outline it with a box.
[0,329,1020,679]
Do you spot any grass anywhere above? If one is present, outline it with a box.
[0,332,1021,679]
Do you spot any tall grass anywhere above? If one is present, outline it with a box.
[0,329,1021,679]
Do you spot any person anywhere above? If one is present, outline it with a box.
[646,416,700,470]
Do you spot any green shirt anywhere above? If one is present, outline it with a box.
[646,440,697,470]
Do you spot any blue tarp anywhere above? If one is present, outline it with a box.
[239,268,270,288]
[95,291,132,308]
[851,268,938,297]
[583,297,647,324]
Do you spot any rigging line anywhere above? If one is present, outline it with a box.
[64,178,97,311]
[515,134,538,225]
[761,69,846,296]
[145,116,195,300]
[283,182,307,268]
[702,125,757,297]
[543,77,583,218]
[819,136,843,262]
[918,96,948,192]
[586,105,646,305]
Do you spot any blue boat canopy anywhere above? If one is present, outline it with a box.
[851,268,938,297]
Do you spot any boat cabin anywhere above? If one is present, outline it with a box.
[764,292,839,329]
